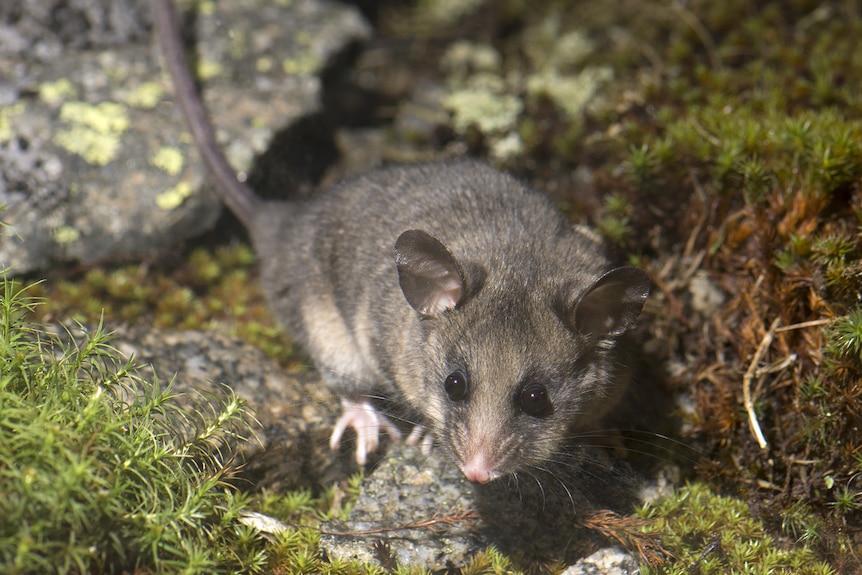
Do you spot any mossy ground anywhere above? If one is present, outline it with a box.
[28,244,297,367]
[12,0,862,573]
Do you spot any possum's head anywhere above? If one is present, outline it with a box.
[394,229,650,483]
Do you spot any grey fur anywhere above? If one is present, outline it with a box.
[251,161,650,477]
[153,0,650,480]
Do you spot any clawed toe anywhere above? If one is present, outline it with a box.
[405,424,433,454]
[329,398,401,465]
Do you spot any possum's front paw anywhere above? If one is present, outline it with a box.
[405,424,433,454]
[329,398,401,465]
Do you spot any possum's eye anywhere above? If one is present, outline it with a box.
[444,370,469,401]
[519,383,553,417]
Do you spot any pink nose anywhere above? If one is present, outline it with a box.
[460,453,500,484]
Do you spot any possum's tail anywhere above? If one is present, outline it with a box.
[152,0,259,228]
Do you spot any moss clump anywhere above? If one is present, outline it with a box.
[599,2,862,567]
[29,244,296,365]
[0,278,396,574]
[0,280,264,574]
[596,191,634,245]
[637,483,835,575]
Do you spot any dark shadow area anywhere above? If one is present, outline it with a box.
[472,450,639,565]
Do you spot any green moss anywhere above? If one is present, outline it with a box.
[0,279,264,574]
[459,546,515,575]
[637,483,835,575]
[825,309,862,364]
[591,192,632,247]
[589,6,862,565]
[780,499,823,545]
[30,244,295,366]
[241,473,397,575]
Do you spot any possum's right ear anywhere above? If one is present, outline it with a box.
[395,230,465,318]
[572,267,651,338]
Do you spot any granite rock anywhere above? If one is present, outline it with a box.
[0,0,370,274]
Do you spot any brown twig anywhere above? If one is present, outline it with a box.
[320,508,479,537]
[773,318,831,333]
[581,509,672,567]
[742,317,781,450]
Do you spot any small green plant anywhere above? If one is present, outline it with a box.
[0,279,268,574]
[597,192,634,244]
[829,485,861,514]
[780,499,822,544]
[460,546,514,575]
[825,308,862,362]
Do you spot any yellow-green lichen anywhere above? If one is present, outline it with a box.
[443,87,523,135]
[523,19,595,70]
[489,131,525,161]
[197,0,215,16]
[52,225,80,245]
[38,79,77,105]
[526,66,613,119]
[437,24,615,159]
[151,146,185,176]
[197,60,223,81]
[0,103,25,143]
[256,57,274,73]
[53,101,129,165]
[295,30,313,46]
[155,181,193,210]
[441,41,502,85]
[53,127,121,166]
[59,101,129,134]
[521,22,612,121]
[125,81,165,109]
[282,51,320,76]
[417,0,485,27]
[229,28,247,60]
